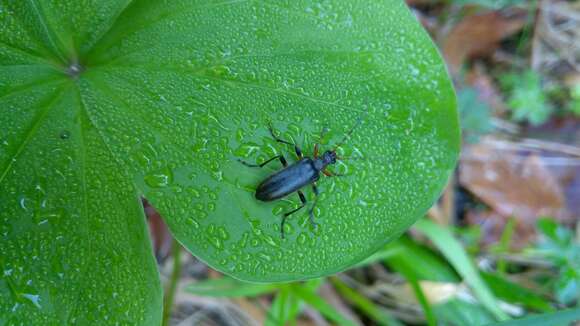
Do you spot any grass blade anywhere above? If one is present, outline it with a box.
[291,284,358,326]
[330,276,402,326]
[414,219,509,321]
[186,277,278,298]
[487,308,580,326]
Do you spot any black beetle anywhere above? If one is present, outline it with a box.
[239,119,363,238]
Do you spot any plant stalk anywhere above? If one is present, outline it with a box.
[162,238,182,326]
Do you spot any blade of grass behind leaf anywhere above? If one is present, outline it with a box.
[486,308,580,326]
[413,219,509,321]
[186,277,278,298]
[496,218,516,274]
[290,284,358,326]
[481,272,553,312]
[265,286,301,326]
[392,261,437,326]
[385,236,460,282]
[330,276,403,326]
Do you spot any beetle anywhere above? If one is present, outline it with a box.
[239,118,363,238]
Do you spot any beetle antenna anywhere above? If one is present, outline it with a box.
[334,117,362,150]
[337,156,364,161]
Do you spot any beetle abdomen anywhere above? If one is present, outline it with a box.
[255,159,319,201]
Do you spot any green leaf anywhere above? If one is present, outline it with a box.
[434,298,495,326]
[569,84,580,115]
[487,308,580,326]
[394,261,437,326]
[481,272,553,312]
[492,217,516,274]
[1,0,459,323]
[185,277,278,298]
[413,219,508,321]
[266,286,301,326]
[384,235,459,282]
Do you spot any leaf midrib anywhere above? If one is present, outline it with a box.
[26,0,68,63]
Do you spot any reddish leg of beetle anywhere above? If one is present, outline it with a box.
[323,169,344,177]
[313,143,319,158]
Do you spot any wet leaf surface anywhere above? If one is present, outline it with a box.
[0,0,459,323]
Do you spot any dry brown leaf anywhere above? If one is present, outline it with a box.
[145,200,173,259]
[460,142,567,223]
[443,10,528,74]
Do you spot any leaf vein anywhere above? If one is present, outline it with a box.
[0,86,66,186]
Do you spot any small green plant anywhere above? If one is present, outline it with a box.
[500,70,554,126]
[533,218,580,306]
[568,84,580,116]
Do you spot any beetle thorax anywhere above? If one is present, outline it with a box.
[313,150,337,171]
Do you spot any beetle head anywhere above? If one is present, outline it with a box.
[321,150,337,165]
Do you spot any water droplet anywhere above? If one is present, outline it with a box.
[22,293,41,309]
[258,252,272,262]
[186,218,200,229]
[217,226,229,240]
[144,167,173,188]
[208,236,223,250]
[234,143,260,158]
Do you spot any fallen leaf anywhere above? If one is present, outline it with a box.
[459,141,567,223]
[443,10,528,74]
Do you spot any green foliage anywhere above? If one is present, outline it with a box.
[481,272,553,312]
[413,219,508,320]
[396,261,438,326]
[330,276,401,326]
[187,277,356,325]
[569,84,580,116]
[186,277,278,298]
[434,298,496,326]
[491,217,516,274]
[533,218,580,305]
[501,70,553,126]
[385,235,459,282]
[291,282,358,326]
[487,308,580,326]
[457,87,494,143]
[267,286,302,326]
[0,0,459,323]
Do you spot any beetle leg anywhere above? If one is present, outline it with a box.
[313,143,319,158]
[238,154,287,168]
[322,169,344,177]
[309,183,320,229]
[268,124,303,159]
[280,190,307,238]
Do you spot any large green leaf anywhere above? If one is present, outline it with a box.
[1,0,459,323]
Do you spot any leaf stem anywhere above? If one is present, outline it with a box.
[162,238,182,326]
